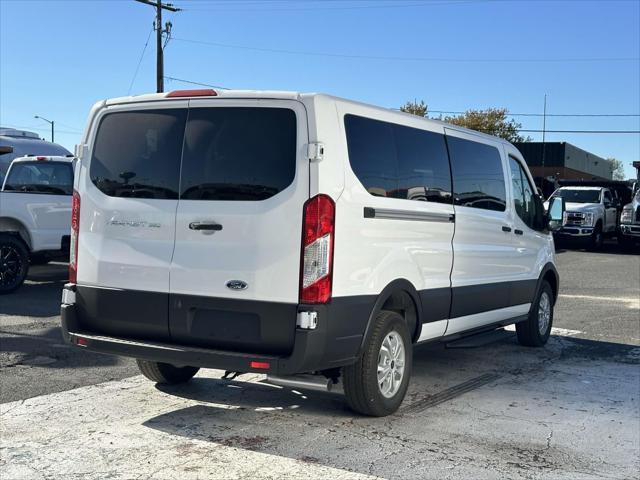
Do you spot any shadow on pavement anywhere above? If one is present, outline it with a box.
[555,239,639,256]
[0,263,67,317]
[0,325,121,368]
[142,335,639,478]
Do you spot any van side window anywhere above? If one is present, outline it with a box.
[180,107,297,201]
[90,109,187,199]
[3,161,73,195]
[344,114,452,204]
[447,136,506,212]
[509,156,536,228]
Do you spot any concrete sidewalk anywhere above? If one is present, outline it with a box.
[2,334,638,479]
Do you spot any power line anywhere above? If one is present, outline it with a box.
[128,26,154,95]
[164,75,229,89]
[171,36,639,64]
[517,129,640,134]
[429,110,640,117]
[181,0,495,12]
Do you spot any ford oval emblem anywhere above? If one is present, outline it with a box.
[226,280,248,291]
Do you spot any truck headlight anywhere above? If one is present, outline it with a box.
[583,212,594,226]
[621,208,633,224]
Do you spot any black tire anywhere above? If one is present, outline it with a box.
[589,223,603,250]
[516,281,554,347]
[342,310,412,417]
[136,359,199,384]
[0,234,29,294]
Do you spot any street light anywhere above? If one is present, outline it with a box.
[34,115,54,143]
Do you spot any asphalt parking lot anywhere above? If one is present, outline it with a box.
[1,242,639,479]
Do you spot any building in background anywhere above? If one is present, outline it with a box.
[515,141,612,181]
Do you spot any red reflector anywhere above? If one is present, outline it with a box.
[166,89,217,98]
[76,337,89,347]
[250,361,270,370]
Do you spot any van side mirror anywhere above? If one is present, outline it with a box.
[547,197,564,231]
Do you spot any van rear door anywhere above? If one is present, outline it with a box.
[169,100,309,355]
[76,102,188,341]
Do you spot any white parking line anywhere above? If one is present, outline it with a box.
[504,324,583,336]
[558,294,640,310]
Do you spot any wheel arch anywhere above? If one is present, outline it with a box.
[0,217,32,251]
[357,279,423,356]
[538,262,559,305]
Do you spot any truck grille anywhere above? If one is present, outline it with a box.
[565,212,586,225]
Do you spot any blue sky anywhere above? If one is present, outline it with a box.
[1,0,639,178]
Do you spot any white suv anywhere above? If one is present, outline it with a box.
[61,89,562,416]
[0,155,75,293]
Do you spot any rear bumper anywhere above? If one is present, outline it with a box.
[60,285,372,375]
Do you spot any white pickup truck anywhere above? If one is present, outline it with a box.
[546,186,619,249]
[0,155,75,293]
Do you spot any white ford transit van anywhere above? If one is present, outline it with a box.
[61,89,563,416]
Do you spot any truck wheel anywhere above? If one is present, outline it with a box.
[0,234,29,294]
[342,310,412,417]
[516,281,554,347]
[589,223,603,250]
[136,359,199,384]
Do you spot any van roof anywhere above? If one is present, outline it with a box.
[103,89,511,146]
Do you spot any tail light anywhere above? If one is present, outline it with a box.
[69,190,80,283]
[300,194,335,304]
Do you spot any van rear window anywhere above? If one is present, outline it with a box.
[90,107,297,201]
[180,107,297,201]
[91,109,187,199]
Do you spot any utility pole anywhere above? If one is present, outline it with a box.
[34,115,54,143]
[134,0,180,93]
[541,94,548,189]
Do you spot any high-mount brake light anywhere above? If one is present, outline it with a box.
[300,194,335,304]
[69,190,80,284]
[36,156,47,161]
[166,89,217,98]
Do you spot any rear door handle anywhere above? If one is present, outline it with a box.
[502,226,512,232]
[514,229,524,235]
[189,222,223,231]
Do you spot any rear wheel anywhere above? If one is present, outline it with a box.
[516,281,554,347]
[342,310,412,417]
[0,234,29,294]
[136,359,199,384]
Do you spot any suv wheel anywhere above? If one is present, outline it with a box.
[516,281,554,347]
[0,234,29,294]
[342,310,412,416]
[136,360,199,384]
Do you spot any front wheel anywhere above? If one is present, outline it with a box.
[516,281,554,347]
[342,310,412,416]
[0,234,29,294]
[136,359,199,384]
[589,223,603,250]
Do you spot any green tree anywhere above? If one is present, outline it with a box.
[400,100,530,143]
[607,157,626,180]
[440,108,530,143]
[400,99,428,117]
